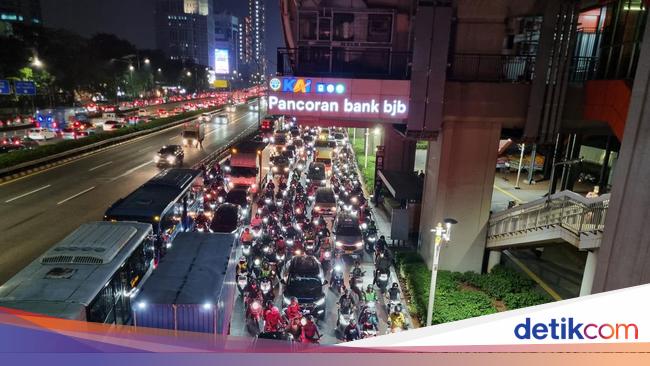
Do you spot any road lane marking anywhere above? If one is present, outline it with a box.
[112,161,153,180]
[169,135,179,141]
[493,184,523,203]
[57,186,96,205]
[503,250,563,301]
[137,145,154,153]
[88,161,113,171]
[4,185,51,203]
[205,112,251,137]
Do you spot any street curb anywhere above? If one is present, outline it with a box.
[0,109,223,184]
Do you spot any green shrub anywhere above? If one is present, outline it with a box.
[0,107,220,170]
[503,291,550,310]
[460,265,536,300]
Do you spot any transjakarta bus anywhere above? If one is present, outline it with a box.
[104,169,203,257]
[0,221,154,324]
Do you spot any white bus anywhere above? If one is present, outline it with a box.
[0,221,155,324]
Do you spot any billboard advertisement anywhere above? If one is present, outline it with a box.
[267,77,410,122]
[214,49,229,74]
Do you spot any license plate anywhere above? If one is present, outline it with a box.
[379,274,388,281]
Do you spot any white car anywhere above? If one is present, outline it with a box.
[225,104,236,113]
[200,112,212,122]
[103,120,125,131]
[137,109,149,117]
[28,128,56,140]
[215,113,229,124]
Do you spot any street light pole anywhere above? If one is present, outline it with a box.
[364,128,369,169]
[426,219,457,327]
[515,143,525,189]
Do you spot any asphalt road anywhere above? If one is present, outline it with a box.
[0,105,261,284]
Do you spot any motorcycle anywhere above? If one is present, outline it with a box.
[363,228,378,254]
[242,240,253,257]
[246,299,264,336]
[237,272,249,296]
[375,268,390,293]
[260,277,274,303]
[336,306,356,338]
[320,249,332,273]
[330,265,345,293]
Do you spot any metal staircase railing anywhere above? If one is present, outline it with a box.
[487,190,609,246]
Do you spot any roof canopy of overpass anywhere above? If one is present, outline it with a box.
[377,169,423,202]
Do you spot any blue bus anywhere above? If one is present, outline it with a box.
[104,169,204,261]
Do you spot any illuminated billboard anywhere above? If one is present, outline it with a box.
[214,49,230,74]
[267,77,410,122]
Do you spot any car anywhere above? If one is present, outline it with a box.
[102,120,125,131]
[209,203,241,233]
[215,113,229,124]
[281,255,327,319]
[306,162,326,185]
[273,132,288,146]
[157,109,169,118]
[10,137,39,149]
[27,128,56,140]
[248,103,259,111]
[226,186,251,218]
[313,187,337,216]
[333,214,364,256]
[333,132,346,146]
[154,145,184,167]
[225,104,236,113]
[61,128,79,140]
[289,127,300,138]
[292,139,304,150]
[137,109,149,117]
[271,155,291,176]
[173,107,184,115]
[0,144,25,154]
[200,112,212,122]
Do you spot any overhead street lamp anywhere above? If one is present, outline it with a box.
[144,58,150,65]
[426,218,458,327]
[129,65,135,71]
[31,56,43,68]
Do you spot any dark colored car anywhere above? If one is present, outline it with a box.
[273,133,287,146]
[282,255,327,319]
[209,203,240,233]
[226,186,251,219]
[0,144,25,154]
[271,155,291,175]
[334,214,364,256]
[314,187,337,216]
[289,127,300,137]
[306,162,326,185]
[154,145,184,167]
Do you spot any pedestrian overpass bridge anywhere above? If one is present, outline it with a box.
[486,190,609,251]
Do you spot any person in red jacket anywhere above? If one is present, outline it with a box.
[263,301,283,332]
[285,297,302,320]
[300,315,321,343]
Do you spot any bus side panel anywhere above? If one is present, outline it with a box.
[176,304,215,333]
[216,235,239,335]
[134,304,174,330]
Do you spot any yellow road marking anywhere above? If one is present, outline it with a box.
[503,250,563,301]
[493,184,523,203]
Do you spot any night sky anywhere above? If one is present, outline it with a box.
[41,0,283,69]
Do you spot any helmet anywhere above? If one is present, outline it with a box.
[349,318,357,325]
[394,304,402,313]
[290,296,298,305]
[354,260,360,267]
[342,288,349,296]
[306,315,314,322]
[278,236,284,241]
[262,262,269,269]
[366,284,373,292]
[244,228,250,233]
[380,235,385,240]
[239,256,246,263]
[392,282,399,289]
[266,300,274,309]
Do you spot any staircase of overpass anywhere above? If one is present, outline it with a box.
[487,190,610,251]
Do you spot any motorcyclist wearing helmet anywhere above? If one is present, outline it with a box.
[359,307,379,332]
[236,256,248,276]
[388,282,400,302]
[351,261,363,278]
[243,279,263,306]
[343,318,360,342]
[276,235,287,253]
[263,300,283,333]
[251,213,263,229]
[388,305,406,332]
[285,297,302,320]
[241,228,254,243]
[337,288,355,315]
[375,235,388,253]
[362,284,378,303]
[260,261,272,278]
[300,315,321,343]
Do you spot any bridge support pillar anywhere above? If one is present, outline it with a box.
[487,251,502,272]
[418,120,501,272]
[382,127,416,173]
[580,250,598,296]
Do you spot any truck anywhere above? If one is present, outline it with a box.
[181,121,206,148]
[34,107,87,132]
[226,140,271,194]
[131,232,238,334]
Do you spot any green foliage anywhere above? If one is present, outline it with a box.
[459,266,537,300]
[395,251,496,325]
[0,107,220,170]
[503,292,550,310]
[416,141,428,150]
[349,130,375,193]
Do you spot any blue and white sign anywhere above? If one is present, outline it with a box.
[14,81,37,96]
[0,80,10,95]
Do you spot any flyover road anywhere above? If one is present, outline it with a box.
[0,106,260,284]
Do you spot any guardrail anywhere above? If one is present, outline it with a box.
[447,54,536,82]
[487,190,610,239]
[0,109,224,181]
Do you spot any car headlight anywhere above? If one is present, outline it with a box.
[314,297,325,306]
[183,138,188,145]
[167,156,175,163]
[335,241,343,248]
[272,167,278,172]
[284,167,289,172]
[355,241,363,248]
[154,155,160,162]
[254,258,261,266]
